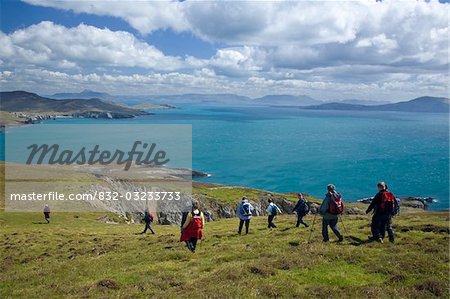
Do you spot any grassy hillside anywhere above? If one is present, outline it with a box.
[1,209,448,298]
[0,111,23,125]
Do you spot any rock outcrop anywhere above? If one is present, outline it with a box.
[357,196,435,210]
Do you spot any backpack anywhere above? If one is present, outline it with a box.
[271,204,278,216]
[392,197,401,216]
[144,212,153,223]
[297,200,310,214]
[380,191,397,215]
[241,202,252,216]
[328,192,344,215]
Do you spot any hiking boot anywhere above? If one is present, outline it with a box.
[304,224,309,228]
[337,237,344,242]
[323,239,329,242]
[389,238,395,243]
[376,238,383,243]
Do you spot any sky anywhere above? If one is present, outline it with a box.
[0,0,449,101]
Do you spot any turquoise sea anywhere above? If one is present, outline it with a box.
[4,105,449,209]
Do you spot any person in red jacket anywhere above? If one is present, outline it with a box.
[180,201,204,253]
[366,182,396,243]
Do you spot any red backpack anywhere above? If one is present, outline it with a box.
[379,191,395,213]
[328,192,344,215]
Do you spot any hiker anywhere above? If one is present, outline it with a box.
[319,184,344,242]
[266,197,282,228]
[140,210,155,234]
[292,193,309,228]
[180,201,204,253]
[43,204,50,224]
[366,182,397,243]
[237,196,254,234]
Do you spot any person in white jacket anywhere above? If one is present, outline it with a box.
[266,197,282,228]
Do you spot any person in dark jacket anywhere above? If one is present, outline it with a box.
[43,204,50,224]
[292,193,309,228]
[319,184,343,242]
[237,197,254,234]
[140,210,155,234]
[366,182,395,243]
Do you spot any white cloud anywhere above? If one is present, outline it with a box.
[23,0,189,34]
[21,1,448,71]
[1,0,448,100]
[208,47,265,77]
[1,68,447,101]
[0,21,183,71]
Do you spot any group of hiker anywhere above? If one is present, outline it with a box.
[234,182,398,244]
[172,181,398,252]
[42,181,399,252]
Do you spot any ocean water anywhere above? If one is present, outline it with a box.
[4,105,449,209]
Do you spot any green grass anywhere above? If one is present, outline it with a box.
[1,210,448,298]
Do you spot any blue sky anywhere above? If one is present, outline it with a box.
[0,0,448,101]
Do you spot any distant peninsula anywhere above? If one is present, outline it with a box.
[0,91,149,125]
[302,96,450,113]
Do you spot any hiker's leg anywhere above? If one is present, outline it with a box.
[271,216,277,228]
[44,213,50,223]
[142,223,148,233]
[329,219,343,239]
[149,223,155,234]
[268,215,275,228]
[299,214,308,227]
[322,219,329,241]
[191,238,198,251]
[238,219,244,234]
[379,215,388,240]
[386,216,394,242]
[371,214,381,239]
[185,241,192,250]
[187,239,193,251]
[296,214,301,227]
[245,219,250,234]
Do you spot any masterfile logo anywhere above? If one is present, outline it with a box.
[26,141,170,170]
[4,124,192,213]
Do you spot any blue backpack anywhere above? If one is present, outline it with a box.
[241,203,252,216]
[271,204,278,216]
[298,200,309,214]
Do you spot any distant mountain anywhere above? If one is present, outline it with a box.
[338,99,391,106]
[119,93,252,106]
[0,91,147,118]
[252,94,321,106]
[51,89,115,100]
[303,96,449,113]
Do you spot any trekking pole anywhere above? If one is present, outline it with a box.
[339,214,349,236]
[308,213,317,243]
